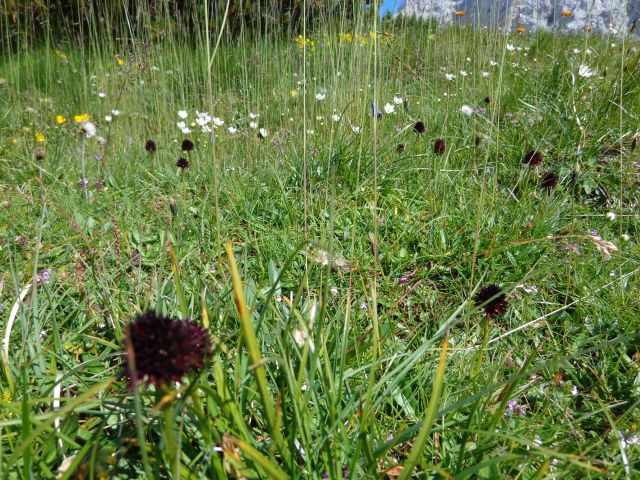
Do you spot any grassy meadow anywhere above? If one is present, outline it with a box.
[1,5,640,479]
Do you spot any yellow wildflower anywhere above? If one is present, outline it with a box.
[74,113,89,123]
[454,11,465,16]
[561,11,573,16]
[517,27,526,32]
[290,89,300,98]
[35,132,45,142]
[116,56,124,65]
[56,115,66,124]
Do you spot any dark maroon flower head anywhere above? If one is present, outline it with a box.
[434,138,446,155]
[523,149,543,167]
[632,135,637,152]
[475,135,483,147]
[34,147,46,161]
[145,139,157,153]
[396,143,405,154]
[414,121,426,134]
[474,285,508,319]
[124,310,212,386]
[484,96,491,104]
[176,157,189,169]
[181,139,195,152]
[540,171,558,190]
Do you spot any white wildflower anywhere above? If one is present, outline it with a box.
[227,126,238,134]
[393,95,403,105]
[104,115,112,122]
[578,65,596,78]
[315,92,326,101]
[178,110,188,119]
[249,121,258,129]
[460,105,474,116]
[331,114,340,122]
[606,212,616,221]
[80,121,97,138]
[383,103,395,114]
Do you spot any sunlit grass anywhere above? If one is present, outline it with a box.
[1,4,639,478]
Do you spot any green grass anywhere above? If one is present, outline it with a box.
[1,6,639,479]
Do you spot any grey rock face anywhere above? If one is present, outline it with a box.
[398,0,640,35]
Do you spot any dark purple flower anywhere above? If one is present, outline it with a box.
[181,139,194,152]
[176,157,189,169]
[396,143,405,154]
[539,171,558,190]
[95,179,105,190]
[523,149,543,167]
[145,139,157,153]
[475,135,483,147]
[15,235,28,246]
[474,285,508,319]
[77,178,89,188]
[434,138,446,155]
[484,96,491,104]
[34,147,45,161]
[414,121,426,134]
[124,310,212,387]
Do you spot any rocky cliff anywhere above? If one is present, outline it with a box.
[398,0,640,35]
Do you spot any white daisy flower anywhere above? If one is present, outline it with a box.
[578,65,596,78]
[384,103,395,114]
[351,125,362,133]
[460,105,474,116]
[80,121,97,138]
[178,110,188,119]
[445,73,456,81]
[177,121,186,129]
[98,92,106,98]
[104,115,112,122]
[181,127,192,134]
[490,60,498,66]
[482,71,490,77]
[459,70,468,77]
[393,95,403,105]
[506,44,515,51]
[249,121,258,129]
[249,112,258,119]
[213,117,224,126]
[228,126,238,134]
[111,109,121,116]
[331,114,340,122]
[315,92,326,101]
[259,128,268,137]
